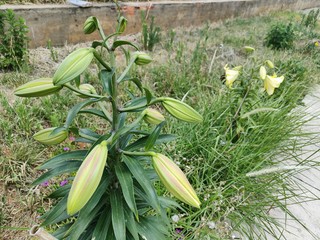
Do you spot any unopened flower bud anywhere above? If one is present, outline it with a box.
[14,78,62,97]
[33,127,68,145]
[152,153,200,208]
[83,16,98,35]
[132,51,152,65]
[265,60,275,69]
[244,46,255,53]
[74,83,97,98]
[53,48,94,86]
[161,98,202,123]
[67,141,108,215]
[259,66,267,80]
[118,16,127,34]
[143,108,165,125]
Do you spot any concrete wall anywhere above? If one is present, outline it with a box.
[1,0,320,48]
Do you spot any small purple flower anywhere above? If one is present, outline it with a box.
[40,180,49,187]
[63,147,70,151]
[175,228,183,234]
[60,180,68,186]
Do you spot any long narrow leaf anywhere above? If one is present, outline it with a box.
[92,207,112,240]
[64,98,102,128]
[115,162,138,219]
[145,122,165,151]
[110,189,126,240]
[33,160,81,186]
[41,196,69,226]
[124,204,139,240]
[123,155,160,212]
[38,150,87,170]
[125,134,177,151]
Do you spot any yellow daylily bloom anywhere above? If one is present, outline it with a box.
[264,74,284,95]
[224,64,241,88]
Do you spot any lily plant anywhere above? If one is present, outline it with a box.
[15,15,202,239]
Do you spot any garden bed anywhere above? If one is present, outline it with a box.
[1,8,320,240]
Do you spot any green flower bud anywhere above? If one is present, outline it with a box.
[33,127,68,145]
[132,51,152,65]
[243,46,255,53]
[118,16,127,34]
[161,98,203,123]
[53,48,94,86]
[74,83,97,98]
[265,60,275,69]
[143,108,165,125]
[83,16,98,34]
[152,153,200,208]
[67,141,108,215]
[14,78,62,97]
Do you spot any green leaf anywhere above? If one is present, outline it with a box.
[100,68,115,95]
[125,134,177,151]
[32,160,81,186]
[38,150,87,170]
[52,223,72,239]
[69,175,111,240]
[145,122,165,151]
[124,205,139,240]
[123,155,160,212]
[115,162,138,219]
[75,75,81,88]
[41,196,69,226]
[111,40,139,51]
[47,184,71,199]
[144,87,153,104]
[70,201,104,240]
[122,96,148,112]
[79,128,101,140]
[64,98,102,128]
[110,189,126,240]
[92,40,102,48]
[120,77,143,92]
[79,108,110,121]
[137,216,168,240]
[92,208,111,240]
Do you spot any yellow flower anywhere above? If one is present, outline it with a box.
[315,41,319,47]
[224,64,240,88]
[264,74,284,95]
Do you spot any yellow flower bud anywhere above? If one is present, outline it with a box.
[265,60,275,69]
[83,16,98,35]
[143,108,165,125]
[259,66,267,80]
[152,153,200,208]
[67,141,108,215]
[53,48,94,86]
[132,51,152,65]
[14,78,62,97]
[33,127,68,145]
[74,83,97,98]
[162,98,202,123]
